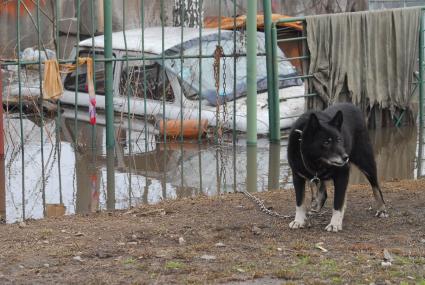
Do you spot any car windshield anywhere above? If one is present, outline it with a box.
[163,31,302,106]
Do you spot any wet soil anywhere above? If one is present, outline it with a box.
[0,179,424,285]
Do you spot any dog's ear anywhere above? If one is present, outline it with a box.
[303,113,320,136]
[329,110,343,131]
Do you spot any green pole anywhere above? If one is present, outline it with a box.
[271,24,280,141]
[104,0,115,205]
[419,9,424,130]
[104,0,114,147]
[247,0,257,145]
[418,9,424,178]
[263,0,276,141]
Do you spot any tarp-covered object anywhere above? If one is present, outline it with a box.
[306,7,420,112]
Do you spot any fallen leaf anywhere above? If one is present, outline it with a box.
[315,242,328,253]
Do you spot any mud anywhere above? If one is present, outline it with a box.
[0,179,424,284]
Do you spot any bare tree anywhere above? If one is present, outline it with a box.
[173,0,203,27]
[346,0,368,12]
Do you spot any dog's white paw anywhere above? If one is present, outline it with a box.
[325,210,344,232]
[375,209,388,218]
[289,220,305,229]
[325,222,342,232]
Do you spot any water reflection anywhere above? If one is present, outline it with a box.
[2,108,421,223]
[349,127,418,184]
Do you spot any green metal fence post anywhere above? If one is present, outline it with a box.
[419,9,424,130]
[263,0,277,142]
[417,8,424,178]
[104,0,115,204]
[271,23,280,141]
[247,0,257,145]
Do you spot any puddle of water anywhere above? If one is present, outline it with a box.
[0,108,421,223]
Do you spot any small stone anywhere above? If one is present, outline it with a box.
[18,265,25,269]
[178,237,186,245]
[42,240,49,244]
[381,261,392,267]
[236,268,245,273]
[96,251,112,259]
[215,242,226,248]
[60,230,67,233]
[200,254,217,261]
[98,237,102,240]
[73,256,83,262]
[383,249,394,262]
[420,238,425,243]
[127,242,138,245]
[131,234,138,240]
[43,264,50,268]
[251,226,262,235]
[18,222,27,228]
[407,276,415,280]
[117,242,126,246]
[155,250,168,258]
[74,232,84,237]
[277,247,283,252]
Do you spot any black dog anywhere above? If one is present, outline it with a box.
[287,103,387,232]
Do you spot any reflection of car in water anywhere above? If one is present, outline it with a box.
[60,27,305,134]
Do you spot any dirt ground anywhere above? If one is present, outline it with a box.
[0,179,424,285]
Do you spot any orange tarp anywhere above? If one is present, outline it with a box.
[0,0,46,16]
[204,14,303,31]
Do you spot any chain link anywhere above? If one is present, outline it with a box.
[222,54,228,125]
[213,45,224,141]
[239,189,293,219]
[213,45,229,192]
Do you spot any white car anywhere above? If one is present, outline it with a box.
[16,27,306,134]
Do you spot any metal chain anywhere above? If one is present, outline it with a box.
[219,145,227,194]
[213,45,227,191]
[222,54,228,125]
[220,53,228,190]
[213,45,224,143]
[239,189,293,219]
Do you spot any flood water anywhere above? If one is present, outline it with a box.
[0,108,421,223]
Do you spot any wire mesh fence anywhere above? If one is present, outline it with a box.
[0,0,308,223]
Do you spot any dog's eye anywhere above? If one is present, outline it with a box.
[323,138,331,146]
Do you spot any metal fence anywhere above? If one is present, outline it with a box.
[1,0,310,222]
[3,1,423,223]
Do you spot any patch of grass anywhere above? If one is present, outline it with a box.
[331,276,343,284]
[291,240,310,251]
[40,228,53,239]
[416,279,425,285]
[388,269,406,278]
[320,259,338,269]
[123,257,137,265]
[273,268,298,280]
[319,259,340,279]
[165,260,185,270]
[297,254,312,266]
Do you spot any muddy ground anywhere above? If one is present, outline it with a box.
[0,179,424,285]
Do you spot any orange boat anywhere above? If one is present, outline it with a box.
[159,119,208,139]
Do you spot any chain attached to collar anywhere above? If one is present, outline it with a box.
[294,129,321,184]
